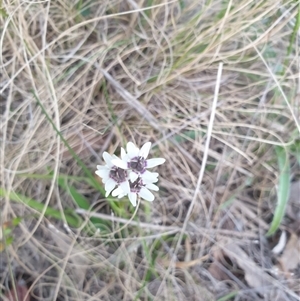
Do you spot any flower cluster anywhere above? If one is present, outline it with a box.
[95,142,165,207]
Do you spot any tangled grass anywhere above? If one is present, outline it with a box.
[1,0,300,300]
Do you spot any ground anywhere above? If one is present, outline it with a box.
[0,1,300,301]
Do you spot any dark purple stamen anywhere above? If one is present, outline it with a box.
[109,166,127,183]
[128,156,146,173]
[129,177,144,193]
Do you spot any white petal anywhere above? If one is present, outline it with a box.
[129,172,139,182]
[102,152,113,166]
[95,169,109,178]
[118,192,126,199]
[97,165,107,170]
[96,172,109,183]
[120,180,130,194]
[139,142,151,159]
[139,187,154,202]
[142,170,158,182]
[127,142,139,158]
[111,158,128,169]
[112,187,123,197]
[128,192,137,207]
[120,147,127,160]
[105,178,116,197]
[146,158,166,168]
[101,175,109,183]
[145,183,159,191]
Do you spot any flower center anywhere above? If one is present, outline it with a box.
[128,156,146,173]
[109,167,128,183]
[129,177,143,193]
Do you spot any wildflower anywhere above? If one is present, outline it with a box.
[112,176,159,207]
[95,141,165,206]
[112,142,165,182]
[95,152,130,197]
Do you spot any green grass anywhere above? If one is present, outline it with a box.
[0,188,81,227]
[266,146,291,236]
[33,91,124,213]
[217,291,239,301]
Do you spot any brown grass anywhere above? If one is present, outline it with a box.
[1,0,300,300]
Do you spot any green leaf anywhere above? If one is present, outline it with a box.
[0,188,81,228]
[217,291,238,301]
[57,178,90,210]
[4,236,13,246]
[0,236,13,252]
[0,8,8,17]
[287,2,300,57]
[3,228,12,236]
[56,177,107,228]
[290,139,300,165]
[266,146,291,236]
[12,217,22,227]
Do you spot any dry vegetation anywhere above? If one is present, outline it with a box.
[1,0,300,300]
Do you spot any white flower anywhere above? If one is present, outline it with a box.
[112,176,159,207]
[112,142,165,182]
[95,152,130,197]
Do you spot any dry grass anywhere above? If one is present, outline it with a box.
[1,0,300,300]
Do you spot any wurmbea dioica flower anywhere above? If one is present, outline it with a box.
[95,142,165,207]
[95,152,130,197]
[112,177,159,207]
[112,142,165,182]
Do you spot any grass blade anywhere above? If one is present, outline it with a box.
[287,2,300,57]
[33,91,121,213]
[266,146,290,236]
[57,177,90,210]
[33,92,101,190]
[56,176,108,227]
[217,291,238,301]
[0,188,81,227]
